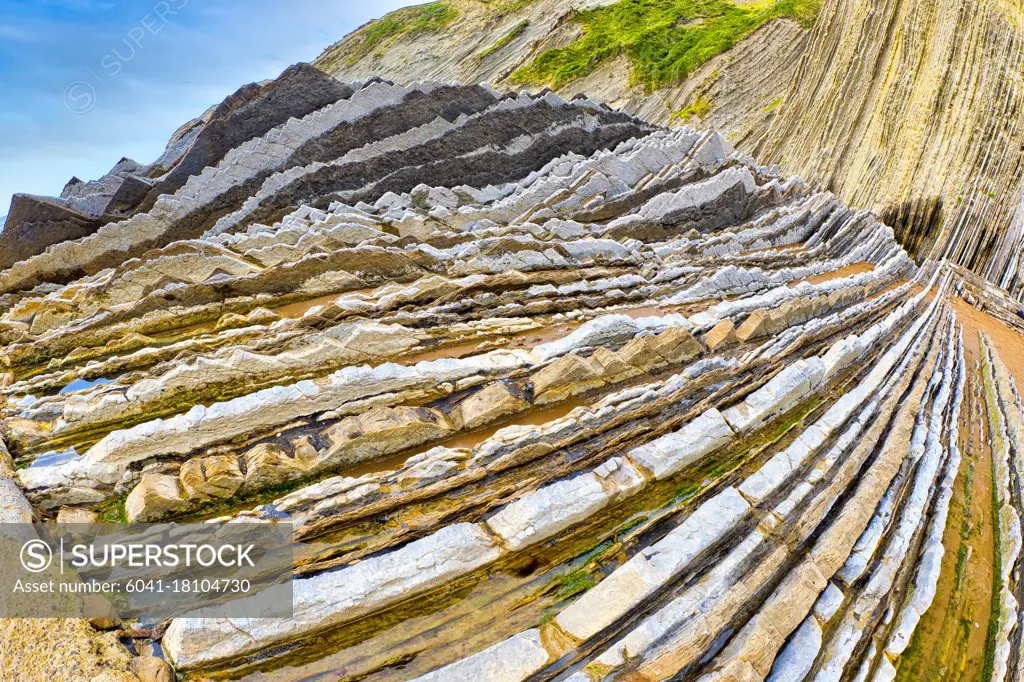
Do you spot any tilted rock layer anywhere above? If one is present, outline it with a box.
[0,66,1021,682]
[318,0,1024,296]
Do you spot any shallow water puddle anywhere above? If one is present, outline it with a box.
[864,278,910,302]
[28,447,79,468]
[403,317,585,363]
[58,376,116,395]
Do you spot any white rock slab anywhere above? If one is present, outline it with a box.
[766,616,821,682]
[627,408,735,480]
[164,523,502,669]
[411,629,550,682]
[484,457,631,552]
[723,358,825,432]
[556,487,749,640]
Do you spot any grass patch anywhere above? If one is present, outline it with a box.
[345,2,458,65]
[672,483,701,503]
[484,0,537,14]
[555,568,598,599]
[510,0,823,91]
[614,514,648,537]
[539,606,561,624]
[961,462,975,540]
[981,453,1002,682]
[476,20,530,60]
[97,494,128,523]
[672,93,713,122]
[543,516,650,604]
[981,445,1002,682]
[979,356,1004,682]
[954,543,969,586]
[763,96,782,113]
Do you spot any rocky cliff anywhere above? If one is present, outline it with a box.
[1,65,1021,681]
[317,0,1024,297]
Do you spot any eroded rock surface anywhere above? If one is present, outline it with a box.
[1,68,1019,682]
[318,0,1024,297]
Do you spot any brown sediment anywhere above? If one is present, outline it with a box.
[147,319,219,343]
[499,298,718,352]
[329,450,426,480]
[791,261,875,286]
[400,339,496,364]
[616,304,687,320]
[270,292,347,319]
[397,317,581,364]
[442,398,589,450]
[865,278,910,302]
[950,295,1024,389]
[507,322,581,350]
[270,287,379,319]
[740,241,806,256]
[896,308,997,681]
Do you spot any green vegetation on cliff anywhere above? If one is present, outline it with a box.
[476,20,530,60]
[483,0,538,14]
[511,0,821,91]
[672,93,713,122]
[345,2,458,64]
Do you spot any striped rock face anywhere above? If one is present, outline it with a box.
[320,0,1024,301]
[0,75,1022,682]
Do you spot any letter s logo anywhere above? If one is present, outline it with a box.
[20,540,52,573]
[63,81,96,114]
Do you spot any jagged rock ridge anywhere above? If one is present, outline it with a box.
[0,63,352,271]
[317,0,1024,298]
[0,68,1020,682]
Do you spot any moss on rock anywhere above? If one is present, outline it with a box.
[511,0,822,91]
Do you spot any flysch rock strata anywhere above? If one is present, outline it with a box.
[0,64,352,271]
[316,0,1024,300]
[979,337,1023,682]
[3,68,1018,682]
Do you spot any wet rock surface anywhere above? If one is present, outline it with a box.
[0,68,1019,682]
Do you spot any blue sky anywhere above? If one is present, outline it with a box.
[0,0,412,218]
